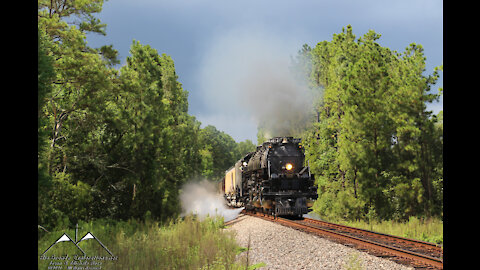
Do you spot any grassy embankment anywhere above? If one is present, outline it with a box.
[38,216,264,269]
[336,216,443,245]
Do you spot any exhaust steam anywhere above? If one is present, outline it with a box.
[180,179,244,222]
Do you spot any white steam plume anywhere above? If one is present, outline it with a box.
[180,179,244,222]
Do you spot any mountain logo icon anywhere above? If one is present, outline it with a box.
[41,232,85,256]
[41,224,114,256]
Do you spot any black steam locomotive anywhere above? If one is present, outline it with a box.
[222,137,317,217]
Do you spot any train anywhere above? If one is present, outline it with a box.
[219,136,318,217]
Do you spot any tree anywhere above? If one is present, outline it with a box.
[38,27,57,227]
[303,26,442,221]
[38,1,204,226]
[97,41,202,221]
[235,139,257,159]
[198,125,238,180]
[38,0,118,227]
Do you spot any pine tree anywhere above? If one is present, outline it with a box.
[304,26,442,221]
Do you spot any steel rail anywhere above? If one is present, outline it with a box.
[245,211,443,269]
[302,217,443,255]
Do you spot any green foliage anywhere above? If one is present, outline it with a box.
[38,0,442,253]
[38,27,56,226]
[197,131,255,180]
[337,216,443,245]
[302,25,443,222]
[198,125,239,180]
[235,139,256,159]
[38,216,251,269]
[37,0,250,231]
[108,40,201,220]
[49,172,94,224]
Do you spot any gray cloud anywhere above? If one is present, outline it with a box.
[87,0,443,142]
[195,25,313,142]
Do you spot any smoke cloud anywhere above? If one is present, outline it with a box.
[196,25,314,143]
[180,180,244,222]
[240,59,314,138]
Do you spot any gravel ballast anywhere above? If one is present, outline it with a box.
[225,215,413,270]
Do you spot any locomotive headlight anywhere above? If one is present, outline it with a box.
[285,163,293,171]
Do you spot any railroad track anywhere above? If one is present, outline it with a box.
[243,211,443,269]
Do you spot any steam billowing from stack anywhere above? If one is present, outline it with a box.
[197,26,314,142]
[240,59,314,138]
[180,180,244,222]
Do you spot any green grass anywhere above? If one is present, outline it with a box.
[334,216,443,245]
[38,216,261,269]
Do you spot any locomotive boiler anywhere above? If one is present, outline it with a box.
[223,137,317,217]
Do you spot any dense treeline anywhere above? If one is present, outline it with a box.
[38,0,255,229]
[38,0,441,230]
[295,26,443,221]
[198,125,256,180]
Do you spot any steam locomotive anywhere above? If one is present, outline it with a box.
[220,137,317,217]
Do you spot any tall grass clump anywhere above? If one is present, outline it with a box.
[334,216,443,245]
[38,215,247,269]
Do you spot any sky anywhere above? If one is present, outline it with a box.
[86,0,443,143]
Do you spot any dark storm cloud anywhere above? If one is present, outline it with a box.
[86,0,443,142]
